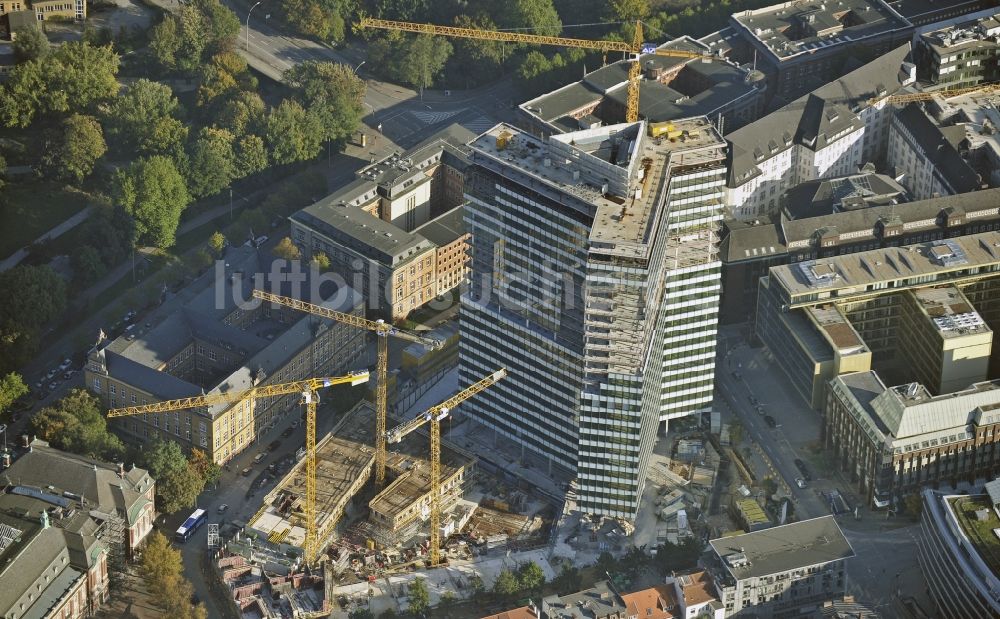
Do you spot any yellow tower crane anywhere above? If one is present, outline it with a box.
[251,290,443,487]
[107,371,370,565]
[386,368,506,566]
[357,17,721,123]
[869,82,1000,105]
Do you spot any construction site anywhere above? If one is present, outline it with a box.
[213,392,555,616]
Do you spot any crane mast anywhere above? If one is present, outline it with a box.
[251,289,441,485]
[357,18,719,123]
[386,369,506,565]
[105,371,369,565]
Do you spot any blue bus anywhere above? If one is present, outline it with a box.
[175,508,207,542]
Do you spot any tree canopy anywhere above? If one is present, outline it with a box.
[31,390,124,460]
[185,127,237,198]
[140,531,208,618]
[12,25,48,62]
[0,265,67,373]
[105,79,188,158]
[0,41,119,127]
[406,578,429,615]
[43,114,107,184]
[369,34,452,92]
[265,100,323,164]
[113,156,191,249]
[284,61,365,143]
[0,373,28,417]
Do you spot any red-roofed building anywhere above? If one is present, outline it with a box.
[621,584,678,619]
[480,605,541,619]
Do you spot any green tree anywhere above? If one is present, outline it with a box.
[273,237,301,260]
[43,114,107,183]
[208,231,227,256]
[610,0,649,21]
[653,537,704,576]
[0,373,28,416]
[265,99,323,164]
[371,34,452,92]
[311,251,330,271]
[113,156,191,249]
[503,0,561,37]
[13,25,48,62]
[282,0,346,43]
[197,51,257,107]
[185,127,236,198]
[469,573,485,599]
[31,389,124,459]
[0,265,67,373]
[761,477,778,497]
[439,591,457,608]
[1,38,121,128]
[235,134,268,177]
[73,245,107,286]
[552,562,581,594]
[158,463,206,513]
[492,568,520,598]
[517,560,546,592]
[406,577,429,616]
[193,0,240,55]
[105,79,187,158]
[216,90,265,136]
[149,15,181,69]
[140,531,208,618]
[284,61,365,143]
[190,447,221,486]
[595,550,617,575]
[141,439,188,480]
[348,609,375,619]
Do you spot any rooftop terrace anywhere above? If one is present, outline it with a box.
[949,495,1000,578]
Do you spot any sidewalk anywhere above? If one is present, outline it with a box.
[0,205,93,272]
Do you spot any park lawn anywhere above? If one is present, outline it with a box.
[0,181,91,258]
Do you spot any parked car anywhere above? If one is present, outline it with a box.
[46,369,58,380]
[123,310,136,323]
[281,427,294,438]
[795,477,808,489]
[241,467,253,477]
[794,458,813,481]
[748,395,759,406]
[48,381,57,390]
[62,370,75,380]
[252,235,269,248]
[763,415,777,428]
[268,440,281,452]
[290,420,300,429]
[217,504,229,514]
[253,453,267,464]
[58,358,72,371]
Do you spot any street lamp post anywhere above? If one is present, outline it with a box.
[246,1,264,52]
[353,60,366,74]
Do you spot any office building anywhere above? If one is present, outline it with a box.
[460,118,725,519]
[887,104,981,200]
[290,126,472,320]
[779,169,908,220]
[756,232,1000,408]
[519,37,765,137]
[829,371,1000,507]
[888,0,997,27]
[720,187,1000,325]
[85,246,367,464]
[918,485,1000,617]
[725,44,914,220]
[916,12,1000,89]
[707,516,854,618]
[728,0,914,102]
[0,441,155,619]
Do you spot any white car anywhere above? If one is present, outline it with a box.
[795,478,808,489]
[58,358,72,371]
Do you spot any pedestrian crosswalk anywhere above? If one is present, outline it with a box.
[461,115,498,134]
[411,110,463,125]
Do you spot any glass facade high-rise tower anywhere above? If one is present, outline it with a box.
[460,118,724,518]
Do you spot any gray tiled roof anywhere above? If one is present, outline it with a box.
[895,103,980,194]
[292,203,432,264]
[782,172,907,220]
[726,44,911,186]
[412,205,465,247]
[710,516,854,580]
